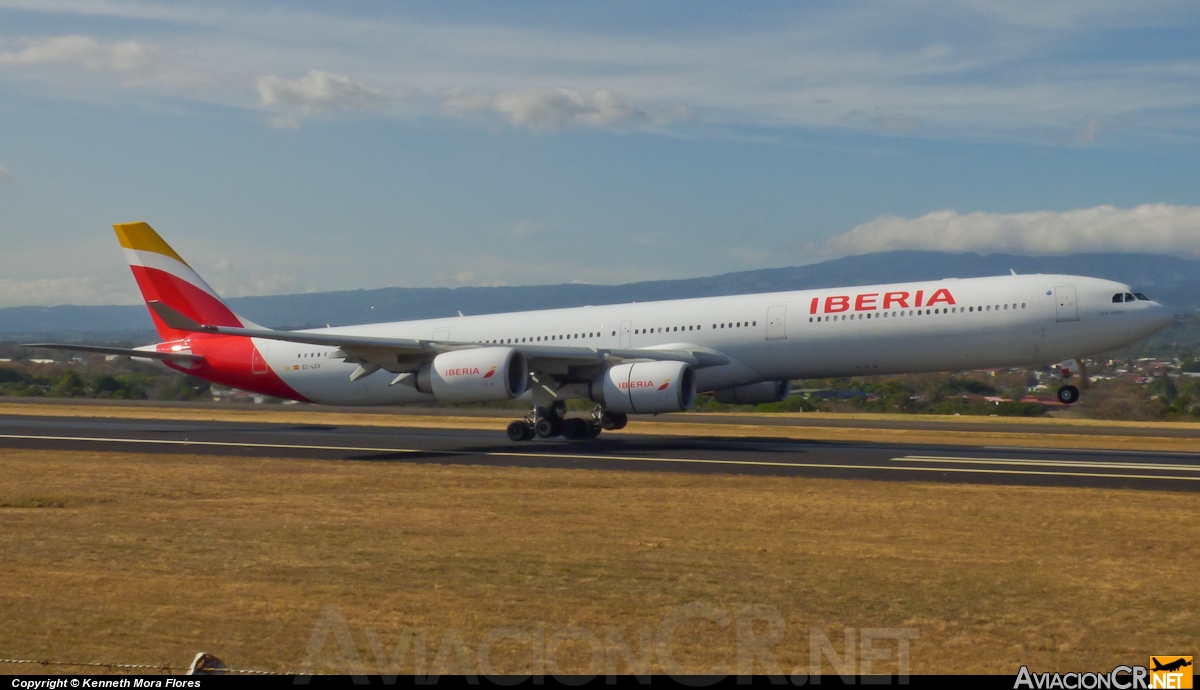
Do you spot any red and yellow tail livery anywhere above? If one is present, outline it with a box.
[114,222,255,340]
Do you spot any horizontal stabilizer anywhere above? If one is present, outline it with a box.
[21,343,204,364]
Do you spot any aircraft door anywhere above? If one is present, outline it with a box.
[766,305,787,340]
[1055,286,1079,322]
[251,340,269,374]
[619,321,632,348]
[432,328,451,341]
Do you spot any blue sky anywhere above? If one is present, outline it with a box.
[0,0,1197,307]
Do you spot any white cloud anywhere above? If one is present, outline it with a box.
[0,276,137,308]
[1072,115,1102,143]
[0,34,147,71]
[510,220,540,238]
[0,164,15,184]
[266,114,301,130]
[817,204,1200,258]
[0,4,1197,142]
[442,87,678,130]
[0,34,211,90]
[257,70,392,111]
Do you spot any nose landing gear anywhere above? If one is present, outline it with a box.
[1055,358,1082,405]
[1056,385,1080,405]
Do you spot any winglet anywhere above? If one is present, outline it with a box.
[148,300,211,333]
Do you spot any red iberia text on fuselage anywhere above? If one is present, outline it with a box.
[446,367,481,377]
[808,288,956,314]
[619,380,657,389]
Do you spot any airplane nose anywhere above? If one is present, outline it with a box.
[1150,303,1175,330]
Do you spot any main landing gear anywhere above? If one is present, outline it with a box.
[506,403,627,442]
[1055,358,1082,405]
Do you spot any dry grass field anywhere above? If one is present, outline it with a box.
[1,447,1197,676]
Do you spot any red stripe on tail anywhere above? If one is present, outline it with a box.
[131,266,243,340]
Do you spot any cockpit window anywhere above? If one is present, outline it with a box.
[1113,293,1124,303]
[1124,293,1136,302]
[1134,293,1149,301]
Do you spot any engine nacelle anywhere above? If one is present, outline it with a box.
[712,380,791,405]
[592,361,696,414]
[416,347,528,402]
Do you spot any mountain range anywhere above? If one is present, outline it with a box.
[3,251,1197,341]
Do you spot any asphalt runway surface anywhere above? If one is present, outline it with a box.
[10,397,1200,438]
[2,414,1199,492]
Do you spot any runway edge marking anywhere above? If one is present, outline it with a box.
[894,455,1200,472]
[2,433,1200,483]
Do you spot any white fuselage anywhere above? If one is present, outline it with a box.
[261,274,1173,406]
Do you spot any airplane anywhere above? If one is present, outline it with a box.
[29,222,1175,441]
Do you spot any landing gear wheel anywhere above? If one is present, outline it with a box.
[507,420,535,442]
[600,411,628,430]
[1057,385,1080,405]
[535,416,562,438]
[561,418,590,440]
[586,423,603,438]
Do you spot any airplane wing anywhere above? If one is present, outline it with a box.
[147,301,728,378]
[21,343,205,364]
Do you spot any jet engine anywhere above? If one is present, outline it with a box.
[415,347,528,402]
[591,361,696,414]
[711,380,791,405]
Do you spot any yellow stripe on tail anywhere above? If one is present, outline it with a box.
[113,221,189,266]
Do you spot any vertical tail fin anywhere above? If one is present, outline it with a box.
[114,222,253,340]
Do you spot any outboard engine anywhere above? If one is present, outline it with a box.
[590,361,696,414]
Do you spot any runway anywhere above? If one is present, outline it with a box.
[2,413,1199,491]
